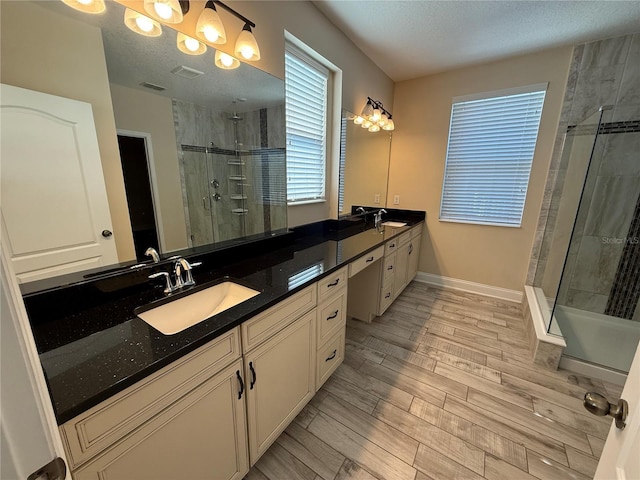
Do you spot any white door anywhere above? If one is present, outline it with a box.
[595,341,640,479]
[1,246,70,479]
[1,83,118,282]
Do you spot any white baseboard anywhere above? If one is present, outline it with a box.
[414,272,523,303]
[559,356,627,386]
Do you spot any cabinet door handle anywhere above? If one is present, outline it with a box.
[327,278,340,287]
[325,350,337,362]
[387,265,393,270]
[390,243,395,247]
[385,293,391,299]
[236,370,244,399]
[409,244,413,254]
[249,361,256,389]
[366,256,374,263]
[326,310,339,321]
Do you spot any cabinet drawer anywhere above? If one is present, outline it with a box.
[60,327,241,469]
[318,266,347,303]
[398,231,412,246]
[348,246,384,278]
[317,329,345,388]
[384,238,399,256]
[242,284,317,352]
[317,292,346,345]
[379,283,394,315]
[411,223,423,238]
[382,253,396,284]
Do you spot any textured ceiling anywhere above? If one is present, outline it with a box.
[313,1,640,82]
[41,1,283,112]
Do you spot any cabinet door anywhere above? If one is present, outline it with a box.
[74,359,249,480]
[407,235,422,282]
[393,243,410,298]
[245,311,316,464]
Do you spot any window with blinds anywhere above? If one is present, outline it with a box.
[285,44,329,204]
[440,86,547,227]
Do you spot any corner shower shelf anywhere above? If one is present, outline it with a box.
[227,160,245,166]
[230,195,248,200]
[229,175,247,181]
[232,208,249,215]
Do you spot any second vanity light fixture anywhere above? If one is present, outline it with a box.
[354,97,395,132]
[62,0,259,70]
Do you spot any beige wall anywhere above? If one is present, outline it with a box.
[388,46,573,291]
[109,84,189,252]
[0,1,136,262]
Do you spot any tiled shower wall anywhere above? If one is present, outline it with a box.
[528,33,640,317]
[173,100,286,247]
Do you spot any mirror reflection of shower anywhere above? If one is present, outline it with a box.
[175,96,287,249]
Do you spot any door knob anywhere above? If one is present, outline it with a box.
[583,392,628,430]
[101,229,113,238]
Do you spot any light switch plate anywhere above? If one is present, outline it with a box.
[374,194,380,204]
[393,195,400,205]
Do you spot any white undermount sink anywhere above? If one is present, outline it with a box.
[137,281,260,335]
[381,221,407,228]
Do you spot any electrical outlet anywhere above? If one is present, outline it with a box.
[394,195,400,205]
[374,194,380,204]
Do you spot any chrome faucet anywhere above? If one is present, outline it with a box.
[145,247,160,263]
[374,209,387,229]
[148,257,201,294]
[356,207,366,215]
[174,257,201,288]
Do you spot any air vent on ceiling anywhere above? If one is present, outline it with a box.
[171,66,204,79]
[140,82,166,91]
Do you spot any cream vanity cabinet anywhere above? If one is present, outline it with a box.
[349,223,423,321]
[63,328,249,480]
[241,284,317,464]
[60,277,347,478]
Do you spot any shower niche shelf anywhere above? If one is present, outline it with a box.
[232,208,249,215]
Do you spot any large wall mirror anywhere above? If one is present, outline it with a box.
[1,0,286,282]
[339,109,392,217]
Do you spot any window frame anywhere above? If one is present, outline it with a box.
[439,83,548,228]
[284,42,330,206]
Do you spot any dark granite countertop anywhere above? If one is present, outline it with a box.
[23,214,424,425]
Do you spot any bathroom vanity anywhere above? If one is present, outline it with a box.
[21,214,424,479]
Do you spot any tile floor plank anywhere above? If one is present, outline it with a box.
[334,459,380,480]
[415,347,501,383]
[587,434,606,458]
[526,449,591,480]
[317,393,419,465]
[532,398,611,440]
[373,400,485,475]
[417,336,488,364]
[483,454,538,480]
[413,443,484,480]
[467,389,592,453]
[322,375,380,414]
[565,445,599,478]
[307,412,418,480]
[254,442,317,480]
[409,397,528,471]
[360,336,437,370]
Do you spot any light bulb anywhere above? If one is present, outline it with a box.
[371,108,381,122]
[353,116,364,125]
[62,0,105,13]
[185,37,200,52]
[235,25,260,61]
[154,1,172,19]
[383,118,395,131]
[368,124,381,132]
[240,46,254,60]
[203,26,220,43]
[136,15,154,32]
[362,120,372,128]
[78,0,92,4]
[380,113,388,126]
[361,100,373,119]
[221,53,233,66]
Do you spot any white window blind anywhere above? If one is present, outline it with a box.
[440,87,546,227]
[285,45,328,204]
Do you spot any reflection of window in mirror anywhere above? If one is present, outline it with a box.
[284,41,330,205]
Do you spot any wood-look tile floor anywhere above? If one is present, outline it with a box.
[244,282,623,480]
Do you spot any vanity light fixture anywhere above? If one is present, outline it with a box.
[144,0,184,24]
[61,0,105,14]
[235,24,260,61]
[196,1,226,44]
[215,50,240,69]
[124,8,162,37]
[177,32,207,55]
[356,97,395,132]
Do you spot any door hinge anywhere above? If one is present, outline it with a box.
[27,457,67,480]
